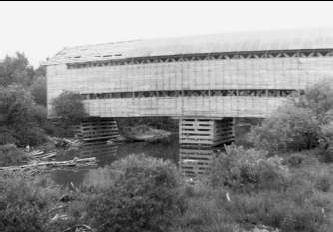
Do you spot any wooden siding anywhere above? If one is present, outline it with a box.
[79,96,284,118]
[47,56,332,118]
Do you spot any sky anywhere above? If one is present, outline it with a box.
[1,1,333,67]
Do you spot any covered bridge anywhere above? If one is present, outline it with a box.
[45,29,333,147]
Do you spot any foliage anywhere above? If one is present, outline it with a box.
[0,84,47,146]
[283,153,305,168]
[210,145,289,192]
[0,127,17,145]
[0,53,35,87]
[295,80,333,123]
[30,76,47,106]
[0,176,63,232]
[181,146,333,232]
[223,190,329,232]
[0,144,26,166]
[0,153,332,232]
[84,154,186,232]
[319,122,333,162]
[249,104,319,152]
[51,91,87,132]
[248,80,333,153]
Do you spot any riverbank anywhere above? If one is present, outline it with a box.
[121,125,172,143]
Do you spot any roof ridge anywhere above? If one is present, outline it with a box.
[45,28,333,65]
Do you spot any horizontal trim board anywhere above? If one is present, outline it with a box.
[65,48,333,69]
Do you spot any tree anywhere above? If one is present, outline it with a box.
[84,154,185,232]
[30,76,47,106]
[0,85,46,146]
[248,79,333,153]
[51,91,87,125]
[0,53,35,87]
[51,91,87,137]
[319,122,333,162]
[295,80,333,123]
[249,104,320,152]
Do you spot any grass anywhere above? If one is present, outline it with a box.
[176,148,333,232]
[0,149,332,232]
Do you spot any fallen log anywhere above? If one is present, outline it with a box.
[0,157,97,173]
[28,150,45,157]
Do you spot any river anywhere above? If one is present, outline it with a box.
[50,134,180,187]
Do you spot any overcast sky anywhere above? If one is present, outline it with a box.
[1,1,333,67]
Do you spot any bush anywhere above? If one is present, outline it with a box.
[295,80,333,123]
[0,84,47,146]
[30,76,46,107]
[315,175,331,192]
[0,144,27,166]
[248,104,319,153]
[210,145,289,192]
[84,154,186,232]
[248,80,333,153]
[0,176,63,232]
[224,190,329,232]
[176,197,236,232]
[0,127,17,145]
[51,91,87,125]
[284,153,305,168]
[51,91,87,137]
[319,122,333,162]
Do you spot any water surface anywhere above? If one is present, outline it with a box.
[50,134,180,187]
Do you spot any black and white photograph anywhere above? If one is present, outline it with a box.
[0,1,332,232]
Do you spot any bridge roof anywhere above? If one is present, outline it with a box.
[46,28,333,65]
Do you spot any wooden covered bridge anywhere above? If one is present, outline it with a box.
[46,29,333,175]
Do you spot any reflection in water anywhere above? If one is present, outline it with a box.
[51,134,179,186]
[80,142,120,165]
[179,146,216,178]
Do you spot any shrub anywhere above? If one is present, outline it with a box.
[0,144,27,166]
[248,80,333,153]
[284,153,305,168]
[30,76,46,107]
[82,166,120,191]
[248,104,320,153]
[84,154,186,232]
[0,176,63,232]
[210,145,289,192]
[315,175,331,192]
[0,84,47,146]
[319,122,333,162]
[0,127,17,145]
[12,125,47,146]
[51,91,87,137]
[224,190,329,232]
[51,91,87,125]
[176,197,236,232]
[295,79,333,123]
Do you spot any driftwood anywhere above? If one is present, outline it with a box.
[0,157,97,173]
[28,150,57,160]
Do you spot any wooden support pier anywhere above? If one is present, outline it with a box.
[179,118,234,147]
[76,117,119,142]
[179,117,235,178]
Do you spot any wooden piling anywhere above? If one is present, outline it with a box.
[179,117,235,178]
